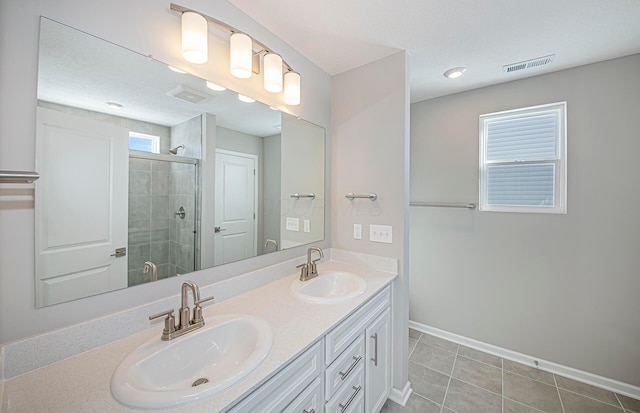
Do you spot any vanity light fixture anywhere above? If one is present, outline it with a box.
[205,81,226,91]
[238,94,255,103]
[168,65,187,74]
[263,53,283,93]
[181,11,208,64]
[443,67,467,79]
[230,33,253,79]
[170,3,301,105]
[284,72,301,105]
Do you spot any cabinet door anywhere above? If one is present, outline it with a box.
[365,307,391,413]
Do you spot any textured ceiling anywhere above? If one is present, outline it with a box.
[38,18,281,135]
[229,0,640,103]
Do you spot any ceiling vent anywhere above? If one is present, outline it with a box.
[503,55,555,74]
[166,84,213,104]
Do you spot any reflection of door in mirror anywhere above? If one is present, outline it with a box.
[214,150,258,265]
[35,107,129,306]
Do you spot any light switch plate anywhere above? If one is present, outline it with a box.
[370,224,392,243]
[353,224,362,240]
[304,219,310,233]
[286,217,299,231]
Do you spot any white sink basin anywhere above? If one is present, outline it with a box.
[111,314,272,409]
[290,271,367,304]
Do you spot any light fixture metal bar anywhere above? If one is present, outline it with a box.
[170,3,294,72]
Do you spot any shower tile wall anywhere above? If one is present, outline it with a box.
[170,162,196,276]
[128,158,197,286]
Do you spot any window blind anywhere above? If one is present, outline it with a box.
[486,113,557,161]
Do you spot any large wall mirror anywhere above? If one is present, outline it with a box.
[35,17,325,307]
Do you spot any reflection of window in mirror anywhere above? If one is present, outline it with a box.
[129,132,160,153]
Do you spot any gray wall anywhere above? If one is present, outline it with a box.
[410,54,640,387]
[331,51,411,395]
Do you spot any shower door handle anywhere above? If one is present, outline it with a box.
[110,247,126,258]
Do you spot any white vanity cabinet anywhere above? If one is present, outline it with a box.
[324,286,391,413]
[227,286,391,413]
[365,307,391,412]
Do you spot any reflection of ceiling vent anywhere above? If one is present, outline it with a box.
[503,55,555,74]
[166,84,213,104]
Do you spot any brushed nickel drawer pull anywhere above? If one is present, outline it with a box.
[339,385,362,413]
[371,333,378,366]
[338,355,362,381]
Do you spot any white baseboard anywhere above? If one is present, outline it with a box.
[409,321,640,400]
[388,381,412,406]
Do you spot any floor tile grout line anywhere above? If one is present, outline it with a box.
[503,397,549,413]
[558,386,628,409]
[439,345,459,413]
[504,367,557,388]
[455,352,503,370]
[614,392,628,412]
[415,360,504,399]
[553,373,567,413]
[501,357,504,413]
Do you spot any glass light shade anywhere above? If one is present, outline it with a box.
[230,33,253,79]
[206,81,226,91]
[238,94,255,103]
[181,12,208,64]
[283,72,301,105]
[263,53,283,93]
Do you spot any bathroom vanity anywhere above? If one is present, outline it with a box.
[0,252,397,412]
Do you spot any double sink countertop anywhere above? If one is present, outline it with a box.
[1,259,397,413]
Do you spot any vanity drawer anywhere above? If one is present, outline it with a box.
[228,340,323,413]
[325,334,364,400]
[325,286,390,364]
[325,364,365,413]
[282,376,323,413]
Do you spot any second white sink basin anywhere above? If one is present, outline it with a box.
[291,271,367,304]
[111,314,272,409]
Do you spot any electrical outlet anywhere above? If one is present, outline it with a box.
[369,224,392,243]
[353,224,362,240]
[286,217,299,231]
[304,219,310,233]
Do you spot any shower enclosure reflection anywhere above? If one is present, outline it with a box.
[128,154,198,286]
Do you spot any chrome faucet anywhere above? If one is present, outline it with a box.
[296,246,324,281]
[148,281,214,341]
[143,261,157,282]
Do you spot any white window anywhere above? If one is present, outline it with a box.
[479,102,566,213]
[128,132,160,154]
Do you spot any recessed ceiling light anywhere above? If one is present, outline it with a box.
[106,102,123,109]
[168,65,187,74]
[443,67,467,79]
[206,81,226,91]
[238,94,255,103]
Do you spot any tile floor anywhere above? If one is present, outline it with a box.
[381,329,640,413]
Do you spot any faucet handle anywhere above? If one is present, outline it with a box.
[194,296,214,306]
[149,309,176,337]
[296,263,309,280]
[192,296,214,324]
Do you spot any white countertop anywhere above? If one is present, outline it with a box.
[2,259,396,413]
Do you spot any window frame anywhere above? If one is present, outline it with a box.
[479,102,567,214]
[128,131,160,154]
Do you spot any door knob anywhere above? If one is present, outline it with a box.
[214,227,226,233]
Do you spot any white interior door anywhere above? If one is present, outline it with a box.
[35,107,129,306]
[214,149,257,265]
